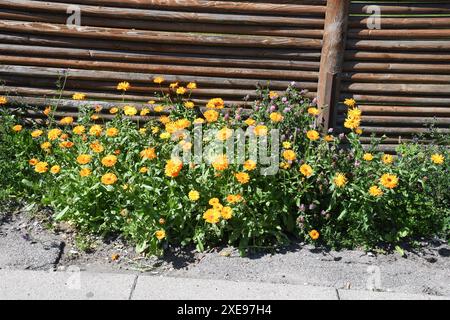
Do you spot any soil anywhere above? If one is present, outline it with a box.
[1,201,449,297]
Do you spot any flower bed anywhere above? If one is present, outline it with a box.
[0,81,448,255]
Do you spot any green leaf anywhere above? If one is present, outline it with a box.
[395,245,405,257]
[54,206,70,220]
[135,241,149,254]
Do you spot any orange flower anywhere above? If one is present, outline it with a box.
[153,76,164,84]
[165,158,183,178]
[235,172,250,184]
[77,154,92,165]
[89,125,103,137]
[309,229,320,240]
[155,230,166,240]
[43,106,52,116]
[140,147,157,160]
[79,168,92,177]
[282,150,296,162]
[59,141,74,148]
[90,141,104,153]
[106,127,119,137]
[34,161,48,173]
[73,125,85,135]
[176,87,186,95]
[306,130,320,141]
[29,158,39,166]
[269,91,279,99]
[204,110,219,123]
[269,112,284,123]
[50,165,61,174]
[243,159,257,171]
[101,155,117,167]
[187,82,197,90]
[101,173,118,185]
[212,155,229,171]
[59,117,73,125]
[253,125,268,136]
[47,128,62,140]
[206,98,224,110]
[216,127,233,141]
[31,130,43,138]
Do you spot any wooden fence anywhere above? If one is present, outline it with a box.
[0,0,449,150]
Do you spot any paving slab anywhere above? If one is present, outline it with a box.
[337,289,449,300]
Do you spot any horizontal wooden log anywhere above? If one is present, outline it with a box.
[337,115,450,125]
[348,28,450,39]
[345,51,450,63]
[343,62,450,74]
[341,83,450,95]
[351,3,450,15]
[349,17,450,29]
[347,40,450,52]
[340,94,450,106]
[337,105,450,116]
[341,72,450,84]
[359,126,450,134]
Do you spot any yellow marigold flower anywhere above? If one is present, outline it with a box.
[90,141,104,153]
[0,96,7,105]
[79,168,91,177]
[154,105,165,113]
[31,130,43,138]
[40,141,51,150]
[139,128,147,134]
[106,127,119,137]
[431,153,444,165]
[244,118,256,126]
[101,155,117,167]
[309,229,320,240]
[72,93,86,100]
[188,190,200,201]
[60,133,69,140]
[153,76,164,84]
[43,106,52,116]
[59,140,74,148]
[194,118,205,124]
[333,173,347,188]
[324,135,334,142]
[206,98,224,110]
[140,147,157,160]
[148,100,155,105]
[344,98,356,108]
[139,167,148,174]
[382,154,394,165]
[254,125,268,136]
[203,208,221,224]
[34,161,48,173]
[89,125,102,137]
[282,141,292,149]
[216,127,233,141]
[50,165,61,174]
[160,132,171,139]
[187,82,197,90]
[306,130,320,141]
[269,91,279,99]
[300,164,313,177]
[380,173,398,189]
[369,186,383,197]
[117,81,130,91]
[12,125,22,132]
[235,172,250,184]
[140,108,150,116]
[155,230,166,240]
[169,82,179,89]
[344,117,361,130]
[221,206,233,220]
[243,159,257,171]
[226,194,242,204]
[176,87,186,95]
[73,125,85,135]
[159,115,170,124]
[151,126,159,134]
[347,108,362,119]
[29,158,39,166]
[204,110,219,123]
[212,155,229,171]
[270,112,284,123]
[175,118,191,129]
[94,105,103,113]
[307,107,320,116]
[76,154,92,165]
[363,153,373,161]
[209,198,220,206]
[101,173,118,185]
[59,117,73,125]
[184,101,195,109]
[355,128,363,135]
[109,107,119,114]
[91,114,99,121]
[123,105,137,116]
[280,162,291,170]
[165,158,183,178]
[47,128,62,140]
[283,150,296,162]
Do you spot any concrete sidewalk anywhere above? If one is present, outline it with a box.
[0,270,448,300]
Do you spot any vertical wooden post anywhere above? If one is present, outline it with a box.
[317,0,350,130]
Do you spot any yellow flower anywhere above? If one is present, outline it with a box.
[47,128,62,140]
[73,125,85,135]
[270,112,284,123]
[140,108,150,116]
[50,165,61,174]
[204,110,219,123]
[154,105,165,112]
[139,167,148,174]
[117,81,130,91]
[155,230,166,240]
[363,153,373,161]
[209,198,220,206]
[101,155,117,167]
[355,128,363,135]
[216,127,233,141]
[306,130,320,141]
[324,135,334,142]
[431,153,444,165]
[187,82,197,90]
[184,101,195,109]
[101,173,118,185]
[34,162,48,173]
[72,93,86,100]
[253,125,268,136]
[344,98,356,108]
[369,186,383,197]
[307,107,320,116]
[110,107,119,114]
[182,142,192,151]
[0,96,7,105]
[43,106,52,116]
[89,125,103,137]
[139,128,147,134]
[282,150,296,162]
[169,82,179,89]
[244,118,256,126]
[194,118,205,124]
[153,76,164,84]
[76,154,92,165]
[29,158,39,166]
[347,108,362,119]
[203,208,221,224]
[59,117,74,125]
[40,141,51,150]
[176,87,186,95]
[59,140,74,149]
[243,159,257,171]
[333,173,347,188]
[309,229,320,240]
[123,105,137,116]
[344,117,360,130]
[159,115,170,124]
[235,172,250,184]
[165,158,183,178]
[79,168,92,177]
[282,141,292,149]
[106,127,119,137]
[269,91,279,99]
[90,141,104,153]
[206,98,224,110]
[94,105,103,113]
[380,173,398,189]
[382,154,394,165]
[160,132,171,139]
[188,190,200,201]
[31,130,43,138]
[151,126,159,134]
[60,133,69,140]
[280,162,291,170]
[212,155,229,171]
[140,147,157,160]
[221,206,233,220]
[300,164,313,178]
[226,194,243,204]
